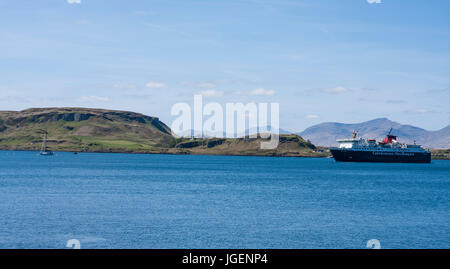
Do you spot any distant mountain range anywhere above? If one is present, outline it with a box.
[174,126,293,138]
[298,118,450,149]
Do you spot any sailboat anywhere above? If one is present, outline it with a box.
[39,130,54,156]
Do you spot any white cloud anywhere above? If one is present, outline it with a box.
[426,88,450,95]
[415,108,429,113]
[75,19,91,25]
[78,96,109,102]
[112,83,138,90]
[250,88,276,96]
[134,11,154,16]
[314,86,350,94]
[179,79,238,90]
[213,79,235,84]
[386,99,407,104]
[232,88,276,96]
[67,0,81,4]
[197,82,216,89]
[179,81,216,88]
[305,114,319,119]
[367,0,381,4]
[404,108,435,114]
[145,81,167,89]
[197,90,224,97]
[179,81,194,87]
[0,92,32,104]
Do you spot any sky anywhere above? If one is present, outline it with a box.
[0,0,449,132]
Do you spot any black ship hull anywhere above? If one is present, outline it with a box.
[330,148,431,163]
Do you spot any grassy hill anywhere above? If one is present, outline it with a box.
[0,107,175,153]
[0,107,323,157]
[167,135,324,157]
[431,149,450,160]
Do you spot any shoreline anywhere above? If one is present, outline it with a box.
[0,147,330,158]
[1,147,449,160]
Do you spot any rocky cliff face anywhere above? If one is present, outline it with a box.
[1,108,169,129]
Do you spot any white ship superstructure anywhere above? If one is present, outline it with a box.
[330,129,431,163]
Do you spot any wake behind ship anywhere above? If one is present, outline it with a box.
[330,129,431,163]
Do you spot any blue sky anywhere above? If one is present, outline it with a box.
[0,0,449,131]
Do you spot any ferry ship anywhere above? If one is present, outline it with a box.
[330,129,431,163]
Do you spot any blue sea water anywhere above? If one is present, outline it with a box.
[0,151,449,249]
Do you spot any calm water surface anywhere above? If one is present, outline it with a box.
[0,151,449,249]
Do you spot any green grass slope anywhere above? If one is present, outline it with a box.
[0,107,175,152]
[167,134,327,157]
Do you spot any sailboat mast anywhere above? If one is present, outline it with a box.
[41,131,47,152]
[44,132,47,151]
[39,129,53,155]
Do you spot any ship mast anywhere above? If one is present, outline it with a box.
[38,129,53,155]
[387,128,393,136]
[40,130,48,152]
